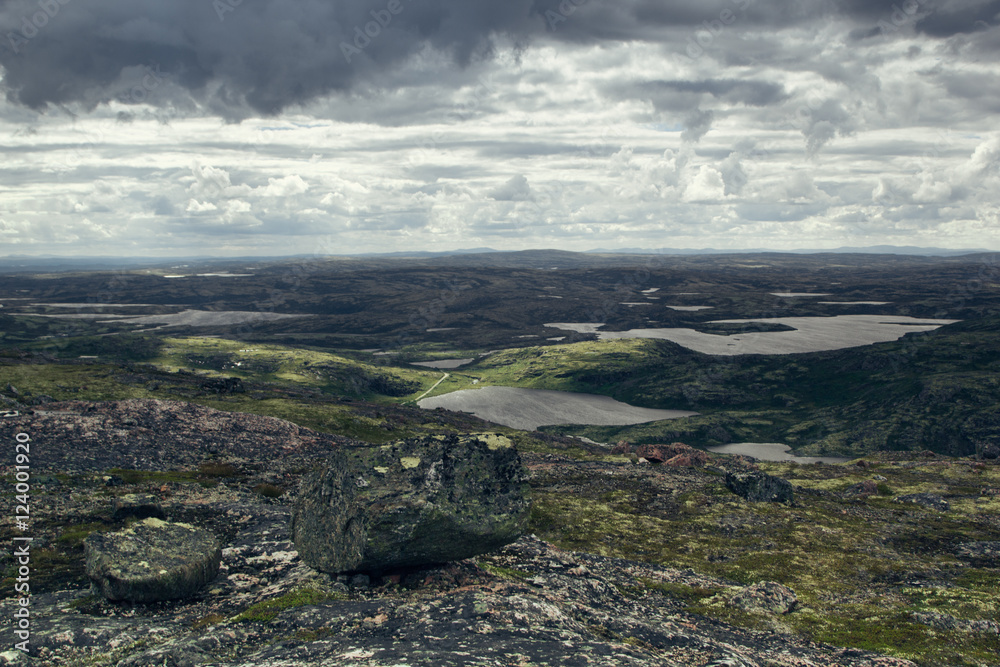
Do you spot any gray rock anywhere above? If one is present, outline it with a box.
[118,644,211,667]
[724,471,794,503]
[84,518,221,602]
[0,650,28,665]
[956,541,1000,566]
[291,433,529,574]
[895,493,950,512]
[728,581,798,615]
[912,611,1000,634]
[979,442,1000,460]
[111,493,166,521]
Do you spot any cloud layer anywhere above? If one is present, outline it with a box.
[2,0,999,254]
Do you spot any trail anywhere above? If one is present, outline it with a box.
[413,372,450,402]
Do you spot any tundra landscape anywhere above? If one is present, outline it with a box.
[0,250,998,666]
[4,0,1000,664]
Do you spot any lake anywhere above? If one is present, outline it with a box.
[707,442,848,464]
[410,358,475,369]
[546,315,957,355]
[418,386,697,431]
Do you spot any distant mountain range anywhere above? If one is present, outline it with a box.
[0,246,993,273]
[585,245,993,257]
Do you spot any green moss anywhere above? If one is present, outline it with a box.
[232,587,338,624]
[637,578,719,603]
[478,562,534,580]
[56,522,110,547]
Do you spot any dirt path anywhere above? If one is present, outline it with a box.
[413,372,450,402]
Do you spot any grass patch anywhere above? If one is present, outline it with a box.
[55,522,110,547]
[232,587,336,624]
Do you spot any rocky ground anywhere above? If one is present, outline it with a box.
[1,400,998,666]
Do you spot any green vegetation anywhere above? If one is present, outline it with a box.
[525,458,1000,666]
[464,318,1000,457]
[232,587,338,623]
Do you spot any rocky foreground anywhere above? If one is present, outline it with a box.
[1,400,997,665]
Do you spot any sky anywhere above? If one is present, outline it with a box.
[1,0,1000,257]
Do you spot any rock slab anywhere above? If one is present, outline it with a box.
[84,518,222,602]
[725,470,794,503]
[292,433,529,574]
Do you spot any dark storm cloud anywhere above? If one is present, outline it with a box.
[635,79,787,109]
[2,0,999,119]
[914,0,1000,36]
[0,0,543,117]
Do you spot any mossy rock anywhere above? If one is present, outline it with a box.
[84,518,221,602]
[291,433,528,574]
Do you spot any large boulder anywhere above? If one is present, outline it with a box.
[979,442,1000,460]
[84,519,222,602]
[291,433,528,574]
[724,471,794,503]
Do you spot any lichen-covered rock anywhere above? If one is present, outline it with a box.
[895,493,950,511]
[844,480,878,498]
[724,470,794,503]
[956,541,1000,566]
[111,493,165,521]
[292,433,529,574]
[84,519,221,602]
[729,581,798,615]
[912,611,1000,634]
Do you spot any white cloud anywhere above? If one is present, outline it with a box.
[257,175,310,198]
[683,165,727,203]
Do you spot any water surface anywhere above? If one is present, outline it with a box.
[707,442,848,464]
[418,386,696,431]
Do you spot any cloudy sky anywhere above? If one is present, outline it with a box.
[2,0,999,257]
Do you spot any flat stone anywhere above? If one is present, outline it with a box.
[84,518,221,602]
[291,433,529,574]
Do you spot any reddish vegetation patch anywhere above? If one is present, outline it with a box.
[636,442,708,467]
[610,440,631,455]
